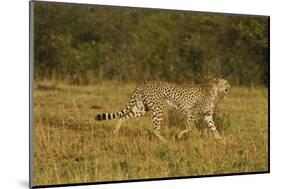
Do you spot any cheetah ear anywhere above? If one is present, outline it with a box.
[210,78,219,84]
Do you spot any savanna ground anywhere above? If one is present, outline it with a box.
[33,80,268,186]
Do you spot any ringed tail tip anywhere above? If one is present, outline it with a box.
[95,114,102,121]
[95,113,116,121]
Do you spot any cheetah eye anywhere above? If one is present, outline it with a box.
[225,87,229,92]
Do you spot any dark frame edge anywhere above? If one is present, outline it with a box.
[29,0,35,188]
[267,16,270,173]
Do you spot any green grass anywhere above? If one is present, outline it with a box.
[33,80,268,186]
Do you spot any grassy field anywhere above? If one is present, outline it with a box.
[33,80,268,186]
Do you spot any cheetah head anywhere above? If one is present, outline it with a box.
[210,78,230,97]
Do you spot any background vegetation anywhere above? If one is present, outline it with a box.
[34,2,269,86]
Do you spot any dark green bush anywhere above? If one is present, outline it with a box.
[34,2,269,86]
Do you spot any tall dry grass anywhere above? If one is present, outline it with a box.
[33,80,268,186]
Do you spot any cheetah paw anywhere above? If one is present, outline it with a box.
[214,133,222,140]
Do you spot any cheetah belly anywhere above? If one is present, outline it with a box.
[165,99,179,109]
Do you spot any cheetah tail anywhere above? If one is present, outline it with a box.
[95,112,118,121]
[95,106,131,121]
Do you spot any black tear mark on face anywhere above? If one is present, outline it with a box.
[225,85,230,92]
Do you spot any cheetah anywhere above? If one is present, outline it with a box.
[95,79,230,142]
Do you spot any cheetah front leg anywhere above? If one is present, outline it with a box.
[204,112,221,139]
[152,106,167,143]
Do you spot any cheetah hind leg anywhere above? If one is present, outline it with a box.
[153,129,167,143]
[152,109,167,143]
[113,119,123,134]
[113,103,146,135]
[176,113,195,140]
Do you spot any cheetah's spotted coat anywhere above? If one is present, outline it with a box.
[96,79,230,142]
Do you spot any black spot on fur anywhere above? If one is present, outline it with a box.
[108,114,111,120]
[113,114,116,119]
